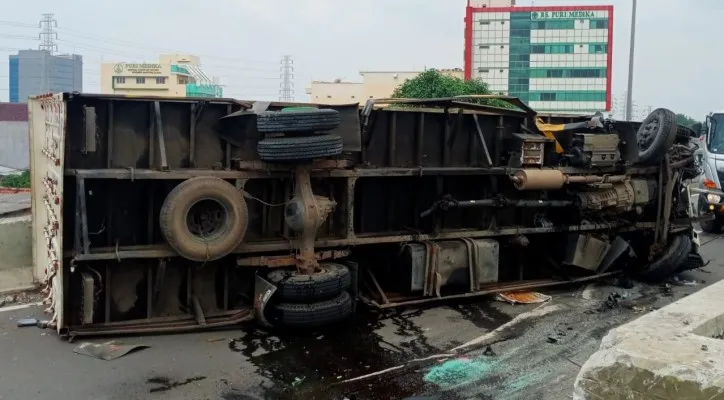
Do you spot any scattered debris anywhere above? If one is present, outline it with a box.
[36,320,51,329]
[73,341,150,360]
[496,291,551,305]
[660,284,674,297]
[483,345,496,357]
[205,337,225,343]
[292,376,306,387]
[670,276,699,287]
[600,292,629,311]
[615,276,635,289]
[16,318,38,327]
[547,336,560,344]
[702,345,708,351]
[423,358,494,388]
[452,304,564,353]
[147,376,206,393]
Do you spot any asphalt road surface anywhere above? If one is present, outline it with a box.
[1,233,722,400]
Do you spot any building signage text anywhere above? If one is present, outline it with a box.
[113,63,164,75]
[531,11,596,20]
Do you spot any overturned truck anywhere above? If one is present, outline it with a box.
[29,93,702,337]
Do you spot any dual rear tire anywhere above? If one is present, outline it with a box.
[265,263,353,328]
[256,108,344,163]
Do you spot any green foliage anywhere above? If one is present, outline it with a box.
[676,113,700,128]
[0,170,30,188]
[391,69,514,109]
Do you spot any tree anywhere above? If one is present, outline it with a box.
[676,113,699,128]
[391,69,513,109]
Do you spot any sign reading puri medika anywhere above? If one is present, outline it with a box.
[531,11,597,20]
[113,63,164,75]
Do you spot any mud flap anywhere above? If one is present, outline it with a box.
[253,274,277,328]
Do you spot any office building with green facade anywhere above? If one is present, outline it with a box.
[464,3,613,112]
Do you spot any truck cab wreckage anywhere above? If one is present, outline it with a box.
[28,93,704,337]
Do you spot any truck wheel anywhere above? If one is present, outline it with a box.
[257,134,343,162]
[268,291,352,328]
[698,196,722,233]
[677,253,704,273]
[267,263,351,302]
[256,108,340,134]
[637,108,678,165]
[636,234,691,283]
[159,177,248,261]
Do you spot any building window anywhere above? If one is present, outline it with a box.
[540,93,556,101]
[327,95,332,98]
[532,20,575,30]
[136,77,145,84]
[178,76,187,84]
[589,44,608,54]
[590,19,608,29]
[156,77,167,84]
[531,44,574,54]
[479,20,490,25]
[351,96,356,99]
[115,77,125,84]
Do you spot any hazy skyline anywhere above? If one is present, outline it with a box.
[0,0,718,118]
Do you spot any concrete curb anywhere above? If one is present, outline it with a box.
[573,279,724,399]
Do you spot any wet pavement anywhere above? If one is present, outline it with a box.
[0,234,722,400]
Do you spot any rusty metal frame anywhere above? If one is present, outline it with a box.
[65,220,693,263]
[359,270,620,309]
[67,309,253,338]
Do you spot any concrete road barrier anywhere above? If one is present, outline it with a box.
[0,213,34,294]
[574,279,724,399]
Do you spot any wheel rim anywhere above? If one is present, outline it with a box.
[186,198,229,241]
[637,117,660,151]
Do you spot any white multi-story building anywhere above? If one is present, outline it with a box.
[464,0,613,112]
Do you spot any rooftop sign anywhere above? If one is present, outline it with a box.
[113,63,164,75]
[531,11,597,19]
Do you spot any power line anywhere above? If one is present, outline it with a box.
[0,19,279,66]
[279,55,294,102]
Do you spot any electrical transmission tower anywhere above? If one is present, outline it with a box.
[279,55,295,102]
[38,13,58,54]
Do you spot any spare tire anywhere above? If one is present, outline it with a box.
[637,108,678,165]
[256,108,341,134]
[635,234,691,283]
[268,291,353,328]
[160,177,248,261]
[257,134,343,163]
[267,263,351,302]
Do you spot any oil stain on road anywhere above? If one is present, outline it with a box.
[222,302,512,400]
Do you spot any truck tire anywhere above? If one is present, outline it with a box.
[636,234,691,283]
[256,108,341,134]
[159,177,248,261]
[268,291,353,328]
[637,108,678,165]
[267,263,351,302]
[257,134,343,162]
[677,253,704,273]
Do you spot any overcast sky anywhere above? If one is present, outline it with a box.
[0,0,719,118]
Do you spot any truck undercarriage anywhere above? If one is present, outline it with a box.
[28,93,702,337]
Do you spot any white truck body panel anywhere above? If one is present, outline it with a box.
[28,93,66,332]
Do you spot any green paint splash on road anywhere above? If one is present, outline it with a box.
[423,358,495,388]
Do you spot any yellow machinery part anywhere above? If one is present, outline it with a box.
[534,118,565,154]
